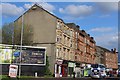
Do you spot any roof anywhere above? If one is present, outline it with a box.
[96,46,112,52]
[14,4,63,22]
[66,23,79,31]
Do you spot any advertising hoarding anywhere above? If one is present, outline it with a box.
[0,45,13,64]
[0,44,46,65]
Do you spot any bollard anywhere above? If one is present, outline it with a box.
[35,72,38,78]
[60,73,62,77]
[73,72,76,78]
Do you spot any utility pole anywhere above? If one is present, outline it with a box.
[19,15,24,78]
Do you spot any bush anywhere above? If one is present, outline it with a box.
[44,56,52,76]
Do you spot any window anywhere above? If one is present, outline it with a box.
[90,47,92,50]
[75,43,77,49]
[57,37,59,42]
[70,44,72,47]
[56,48,59,57]
[63,47,66,51]
[75,56,77,60]
[63,35,66,43]
[84,38,86,43]
[66,29,70,35]
[70,30,73,36]
[67,37,70,46]
[76,32,78,38]
[67,49,70,53]
[87,40,89,44]
[84,47,86,53]
[56,36,61,43]
[57,22,61,29]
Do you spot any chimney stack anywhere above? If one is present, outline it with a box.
[114,48,116,53]
[111,49,113,52]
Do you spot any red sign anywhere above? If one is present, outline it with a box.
[9,65,18,78]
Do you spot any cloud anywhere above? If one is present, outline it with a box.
[25,0,42,2]
[59,4,93,18]
[88,27,118,50]
[1,2,55,17]
[95,33,118,50]
[39,3,55,12]
[96,2,118,13]
[24,3,55,13]
[24,3,34,9]
[2,3,24,17]
[99,14,110,18]
[88,27,113,32]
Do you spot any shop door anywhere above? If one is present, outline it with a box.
[62,65,68,77]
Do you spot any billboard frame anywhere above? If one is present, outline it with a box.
[0,44,46,66]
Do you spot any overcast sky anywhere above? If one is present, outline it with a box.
[1,2,119,54]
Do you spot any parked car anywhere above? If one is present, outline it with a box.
[117,69,120,77]
[106,68,113,77]
[90,64,106,78]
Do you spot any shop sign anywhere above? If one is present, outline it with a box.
[56,59,63,64]
[86,64,91,68]
[68,62,75,67]
[81,64,85,67]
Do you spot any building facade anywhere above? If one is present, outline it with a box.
[96,46,118,70]
[104,49,118,70]
[95,46,105,64]
[118,62,120,69]
[14,4,97,77]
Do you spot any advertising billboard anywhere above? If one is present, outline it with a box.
[0,45,13,64]
[0,44,46,65]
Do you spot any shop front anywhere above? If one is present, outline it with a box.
[68,62,75,77]
[55,59,68,77]
[54,59,63,77]
[81,63,91,77]
[80,63,86,77]
[74,63,81,78]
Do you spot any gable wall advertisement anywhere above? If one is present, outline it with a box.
[0,44,46,65]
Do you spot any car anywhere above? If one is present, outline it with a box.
[106,68,113,77]
[117,69,120,77]
[90,64,106,78]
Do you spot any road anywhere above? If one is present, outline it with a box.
[2,77,120,80]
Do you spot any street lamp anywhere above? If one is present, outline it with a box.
[18,14,24,78]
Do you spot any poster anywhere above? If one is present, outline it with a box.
[0,45,14,64]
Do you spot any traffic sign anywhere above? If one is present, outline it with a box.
[13,52,20,57]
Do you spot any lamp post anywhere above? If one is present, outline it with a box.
[19,15,24,78]
[12,23,14,63]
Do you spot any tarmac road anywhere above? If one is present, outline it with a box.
[2,77,120,80]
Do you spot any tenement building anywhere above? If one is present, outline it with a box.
[96,46,118,71]
[14,4,97,77]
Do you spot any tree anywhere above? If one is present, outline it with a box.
[2,22,33,45]
[14,23,33,45]
[2,23,14,44]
